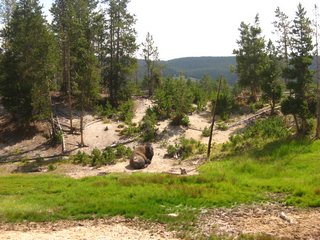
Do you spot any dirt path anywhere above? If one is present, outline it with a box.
[0,217,180,240]
[197,203,320,239]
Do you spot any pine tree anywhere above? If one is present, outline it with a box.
[72,0,100,147]
[273,7,291,78]
[52,0,101,145]
[314,4,320,139]
[141,32,161,97]
[103,0,138,106]
[0,0,56,124]
[281,4,315,135]
[51,0,75,131]
[261,40,283,114]
[233,14,267,102]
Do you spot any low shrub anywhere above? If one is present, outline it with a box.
[216,122,228,131]
[71,145,133,167]
[52,130,63,145]
[171,114,190,127]
[202,126,211,137]
[95,101,115,118]
[140,108,158,142]
[118,100,134,124]
[119,125,140,138]
[167,137,206,160]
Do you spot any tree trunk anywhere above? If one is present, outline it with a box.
[250,84,258,103]
[316,55,320,138]
[293,114,300,134]
[316,84,320,138]
[66,36,73,132]
[270,99,275,115]
[80,103,84,147]
[207,77,223,158]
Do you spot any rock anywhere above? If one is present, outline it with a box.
[167,213,179,218]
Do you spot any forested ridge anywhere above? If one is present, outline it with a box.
[137,56,237,83]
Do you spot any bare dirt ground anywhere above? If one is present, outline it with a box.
[0,217,180,240]
[197,203,320,239]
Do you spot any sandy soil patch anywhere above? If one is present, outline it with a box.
[197,203,320,239]
[0,217,180,240]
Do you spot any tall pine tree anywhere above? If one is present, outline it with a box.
[141,32,161,97]
[281,4,315,135]
[273,7,291,80]
[233,14,267,102]
[51,0,75,131]
[73,0,100,147]
[103,0,138,107]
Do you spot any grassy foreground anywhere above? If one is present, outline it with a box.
[0,139,319,224]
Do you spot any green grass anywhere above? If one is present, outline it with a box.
[0,139,319,225]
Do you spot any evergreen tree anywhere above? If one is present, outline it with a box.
[233,14,267,102]
[73,0,100,147]
[141,32,161,97]
[0,0,56,124]
[51,0,75,131]
[273,7,291,79]
[314,4,320,139]
[103,0,138,106]
[281,4,315,135]
[261,40,283,114]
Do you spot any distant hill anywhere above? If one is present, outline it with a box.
[137,56,237,84]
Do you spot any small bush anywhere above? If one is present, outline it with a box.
[119,125,140,138]
[166,144,180,158]
[52,131,63,145]
[166,137,206,160]
[71,145,133,167]
[47,164,56,172]
[118,100,134,124]
[171,114,190,127]
[71,151,91,166]
[140,108,158,142]
[181,115,190,127]
[115,145,133,159]
[216,122,228,131]
[202,126,211,137]
[95,101,115,118]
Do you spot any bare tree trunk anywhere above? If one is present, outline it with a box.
[80,103,84,147]
[66,37,73,132]
[207,77,222,158]
[293,114,300,134]
[56,116,66,153]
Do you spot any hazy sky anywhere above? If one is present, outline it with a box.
[40,0,317,60]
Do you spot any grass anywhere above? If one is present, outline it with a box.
[0,139,319,226]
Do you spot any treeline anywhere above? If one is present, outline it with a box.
[233,4,320,137]
[0,0,319,147]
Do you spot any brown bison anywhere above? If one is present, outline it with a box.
[129,143,154,169]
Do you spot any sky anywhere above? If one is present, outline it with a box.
[40,0,317,60]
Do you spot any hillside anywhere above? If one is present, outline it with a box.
[137,56,237,84]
